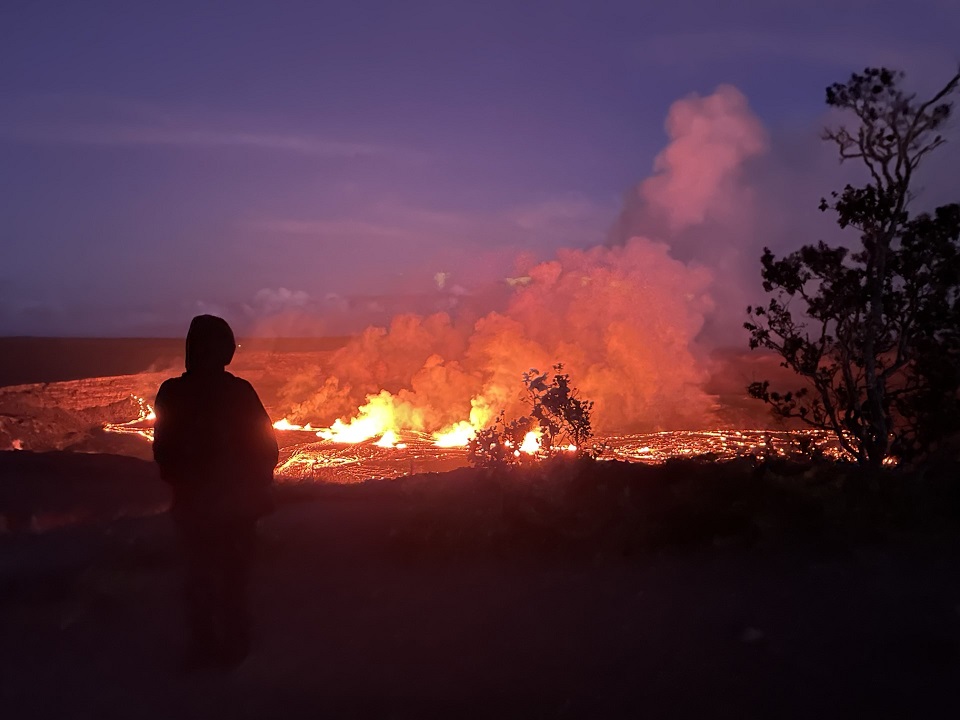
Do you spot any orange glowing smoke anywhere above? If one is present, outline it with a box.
[272,417,314,431]
[433,421,476,447]
[267,86,777,444]
[275,239,715,445]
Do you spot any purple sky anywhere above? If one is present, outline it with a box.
[1,0,958,336]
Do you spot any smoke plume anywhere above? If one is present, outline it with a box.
[277,85,779,433]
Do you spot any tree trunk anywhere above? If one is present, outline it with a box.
[863,234,890,468]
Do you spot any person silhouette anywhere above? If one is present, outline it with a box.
[153,315,279,668]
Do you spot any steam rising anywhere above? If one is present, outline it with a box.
[279,85,773,433]
[637,85,767,235]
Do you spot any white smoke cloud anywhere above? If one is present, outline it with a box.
[612,85,768,256]
[638,85,768,233]
[277,75,960,433]
[609,84,775,348]
[280,236,715,432]
[272,85,772,432]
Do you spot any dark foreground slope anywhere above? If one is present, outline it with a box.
[2,452,960,719]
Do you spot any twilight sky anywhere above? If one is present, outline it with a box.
[1,0,958,336]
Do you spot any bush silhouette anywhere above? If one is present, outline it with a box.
[468,364,595,469]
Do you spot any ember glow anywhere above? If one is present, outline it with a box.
[433,421,477,447]
[273,238,716,456]
[101,398,851,483]
[280,387,494,450]
[250,89,774,449]
[518,429,542,455]
[270,428,851,482]
[102,395,156,440]
[374,430,405,449]
[89,87,861,479]
[272,418,314,431]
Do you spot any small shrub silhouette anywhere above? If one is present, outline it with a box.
[468,364,595,469]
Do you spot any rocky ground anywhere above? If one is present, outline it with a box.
[2,451,959,719]
[2,340,958,717]
[0,337,800,457]
[0,345,338,455]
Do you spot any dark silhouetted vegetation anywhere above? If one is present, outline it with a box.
[388,455,960,556]
[468,364,595,469]
[746,66,960,470]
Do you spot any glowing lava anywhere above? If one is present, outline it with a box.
[315,390,420,444]
[102,395,156,439]
[273,418,314,431]
[518,429,542,455]
[433,421,477,447]
[374,430,406,449]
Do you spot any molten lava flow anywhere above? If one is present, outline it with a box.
[374,430,407,449]
[430,398,499,447]
[306,388,497,450]
[102,395,156,440]
[433,421,477,447]
[518,429,542,455]
[95,390,856,483]
[314,390,418,445]
[273,418,314,431]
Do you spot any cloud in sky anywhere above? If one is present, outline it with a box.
[250,192,614,291]
[257,219,413,240]
[0,94,411,159]
[2,0,958,340]
[249,287,310,314]
[16,126,391,158]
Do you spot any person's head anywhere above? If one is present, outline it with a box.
[185,315,236,372]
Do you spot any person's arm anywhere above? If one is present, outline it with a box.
[153,380,185,484]
[241,381,280,478]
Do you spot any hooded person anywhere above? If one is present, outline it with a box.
[154,314,279,668]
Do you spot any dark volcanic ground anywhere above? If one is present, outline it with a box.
[0,340,345,455]
[2,452,959,719]
[2,340,958,717]
[0,337,804,458]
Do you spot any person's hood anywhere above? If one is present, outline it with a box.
[185,315,236,372]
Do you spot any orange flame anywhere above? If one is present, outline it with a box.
[316,390,423,445]
[273,417,314,431]
[518,429,542,455]
[433,421,476,447]
[102,395,155,440]
[374,430,407,449]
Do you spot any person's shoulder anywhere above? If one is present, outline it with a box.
[224,372,260,396]
[223,371,252,387]
[156,374,187,398]
[223,373,268,415]
[159,374,187,388]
